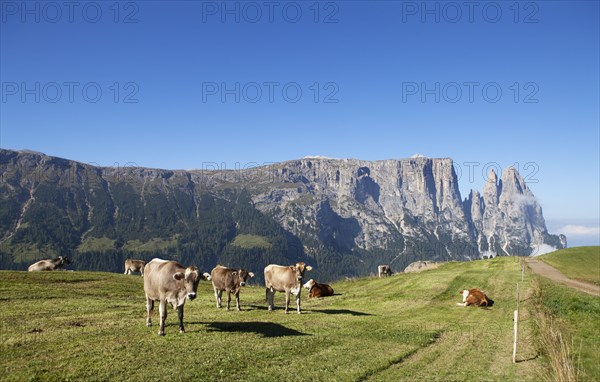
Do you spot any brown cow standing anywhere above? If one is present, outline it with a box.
[264,262,312,314]
[124,259,145,276]
[28,256,70,272]
[457,288,491,307]
[210,265,255,311]
[303,279,334,298]
[143,258,211,336]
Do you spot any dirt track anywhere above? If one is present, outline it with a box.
[525,258,600,296]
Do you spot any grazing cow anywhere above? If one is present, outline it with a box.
[264,262,312,314]
[378,264,392,278]
[124,259,146,276]
[457,288,491,307]
[143,258,211,336]
[303,279,334,298]
[210,265,255,311]
[28,256,70,272]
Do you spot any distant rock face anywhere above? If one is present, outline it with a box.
[0,149,565,277]
[404,261,440,273]
[236,157,563,261]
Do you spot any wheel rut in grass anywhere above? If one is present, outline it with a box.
[355,333,441,382]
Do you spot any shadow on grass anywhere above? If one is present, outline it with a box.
[308,309,374,316]
[199,321,309,337]
[248,304,270,311]
[516,354,539,363]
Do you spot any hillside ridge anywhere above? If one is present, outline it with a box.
[0,149,565,279]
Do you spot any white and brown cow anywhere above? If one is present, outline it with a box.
[378,264,392,278]
[143,258,211,336]
[457,288,491,307]
[28,256,70,272]
[210,265,255,311]
[264,262,312,314]
[124,259,145,276]
[303,279,334,298]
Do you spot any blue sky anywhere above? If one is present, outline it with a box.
[1,1,599,246]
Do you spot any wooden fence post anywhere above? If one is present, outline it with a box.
[513,282,520,363]
[513,309,519,363]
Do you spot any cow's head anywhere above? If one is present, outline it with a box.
[173,266,200,301]
[57,256,71,266]
[292,262,312,282]
[303,279,316,291]
[233,269,254,287]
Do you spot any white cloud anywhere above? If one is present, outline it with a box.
[558,225,600,237]
[530,244,557,257]
[510,193,537,207]
[303,155,335,160]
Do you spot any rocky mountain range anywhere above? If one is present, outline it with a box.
[0,149,566,281]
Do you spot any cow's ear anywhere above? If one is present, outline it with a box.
[306,266,313,271]
[248,272,255,278]
[173,272,185,281]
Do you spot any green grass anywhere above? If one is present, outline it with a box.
[535,277,600,381]
[122,237,178,253]
[231,234,272,249]
[540,246,600,285]
[0,258,545,381]
[77,236,116,252]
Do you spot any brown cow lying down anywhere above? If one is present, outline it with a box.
[303,279,334,298]
[28,256,70,271]
[457,288,492,307]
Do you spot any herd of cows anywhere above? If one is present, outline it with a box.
[27,256,493,336]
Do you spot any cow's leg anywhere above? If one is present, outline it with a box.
[214,288,222,308]
[284,290,291,314]
[235,290,241,311]
[140,268,144,277]
[146,296,154,327]
[296,293,301,314]
[266,288,273,311]
[226,291,231,311]
[177,305,185,334]
[158,300,167,336]
[124,267,128,275]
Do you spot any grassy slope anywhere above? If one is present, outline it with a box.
[540,246,600,285]
[231,234,272,249]
[1,258,542,381]
[536,277,600,381]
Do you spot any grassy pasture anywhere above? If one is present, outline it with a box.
[540,246,600,285]
[1,257,543,381]
[231,234,273,249]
